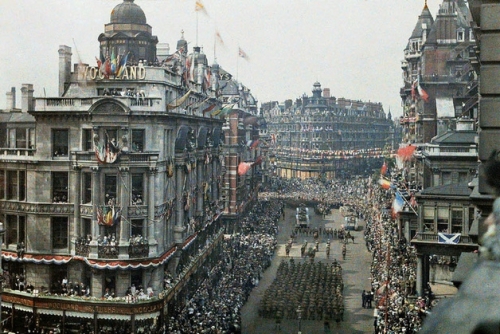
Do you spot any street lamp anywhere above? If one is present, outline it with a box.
[296,304,302,334]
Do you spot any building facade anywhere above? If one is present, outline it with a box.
[263,82,393,180]
[0,1,260,332]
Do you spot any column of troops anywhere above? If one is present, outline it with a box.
[258,259,344,323]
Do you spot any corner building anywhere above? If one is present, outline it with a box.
[0,1,261,332]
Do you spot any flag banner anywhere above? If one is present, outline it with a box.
[378,177,392,190]
[167,90,192,110]
[392,193,404,213]
[238,47,249,60]
[96,206,121,226]
[215,30,224,46]
[417,84,429,102]
[195,0,209,16]
[438,233,461,244]
[203,104,217,113]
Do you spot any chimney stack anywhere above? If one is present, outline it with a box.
[323,88,330,98]
[21,84,34,113]
[59,45,72,96]
[6,87,15,110]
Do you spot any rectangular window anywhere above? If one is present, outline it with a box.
[53,129,69,157]
[19,170,25,201]
[423,207,434,232]
[51,264,68,292]
[442,172,452,185]
[105,175,117,205]
[6,215,25,246]
[437,207,449,232]
[8,129,15,148]
[52,217,69,249]
[0,170,4,199]
[131,129,145,152]
[28,128,35,149]
[6,215,18,245]
[16,129,27,149]
[52,172,68,203]
[451,209,463,234]
[7,170,17,199]
[131,174,144,205]
[82,218,91,240]
[131,219,144,238]
[82,129,93,151]
[83,173,92,204]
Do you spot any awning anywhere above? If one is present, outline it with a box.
[2,251,72,264]
[2,302,12,309]
[182,234,197,250]
[66,311,94,319]
[37,308,63,316]
[14,305,33,313]
[97,313,130,320]
[135,311,160,320]
[436,97,455,118]
[75,246,176,270]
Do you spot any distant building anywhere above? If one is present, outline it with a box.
[263,82,393,179]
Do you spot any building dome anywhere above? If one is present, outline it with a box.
[110,0,147,25]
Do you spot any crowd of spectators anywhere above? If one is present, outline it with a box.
[261,175,435,332]
[164,199,281,333]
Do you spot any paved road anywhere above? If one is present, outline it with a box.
[241,205,375,334]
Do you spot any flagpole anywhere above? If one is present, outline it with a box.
[196,11,199,46]
[236,47,239,82]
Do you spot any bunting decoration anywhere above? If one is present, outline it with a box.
[202,104,217,114]
[168,90,192,110]
[94,132,122,164]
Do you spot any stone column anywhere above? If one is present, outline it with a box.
[416,253,423,297]
[196,153,204,216]
[72,166,81,255]
[148,167,158,256]
[118,167,130,259]
[174,158,185,244]
[89,166,100,258]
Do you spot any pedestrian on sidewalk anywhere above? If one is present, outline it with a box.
[362,290,367,308]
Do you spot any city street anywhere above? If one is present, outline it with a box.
[241,204,375,334]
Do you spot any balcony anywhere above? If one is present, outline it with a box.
[412,232,474,244]
[98,245,119,259]
[0,148,37,162]
[75,239,90,257]
[35,96,163,113]
[71,151,159,166]
[128,243,149,259]
[423,145,477,158]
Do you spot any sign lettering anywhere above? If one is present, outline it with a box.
[80,65,146,81]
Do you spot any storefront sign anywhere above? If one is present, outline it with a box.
[81,65,146,80]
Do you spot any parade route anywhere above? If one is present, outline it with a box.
[241,205,374,334]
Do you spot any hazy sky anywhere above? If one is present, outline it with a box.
[0,0,445,118]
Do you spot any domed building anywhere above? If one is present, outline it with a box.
[98,0,158,64]
[0,0,262,332]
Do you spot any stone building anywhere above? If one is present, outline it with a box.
[263,82,393,179]
[0,0,259,332]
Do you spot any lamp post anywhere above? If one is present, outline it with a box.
[0,222,5,334]
[296,304,302,334]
